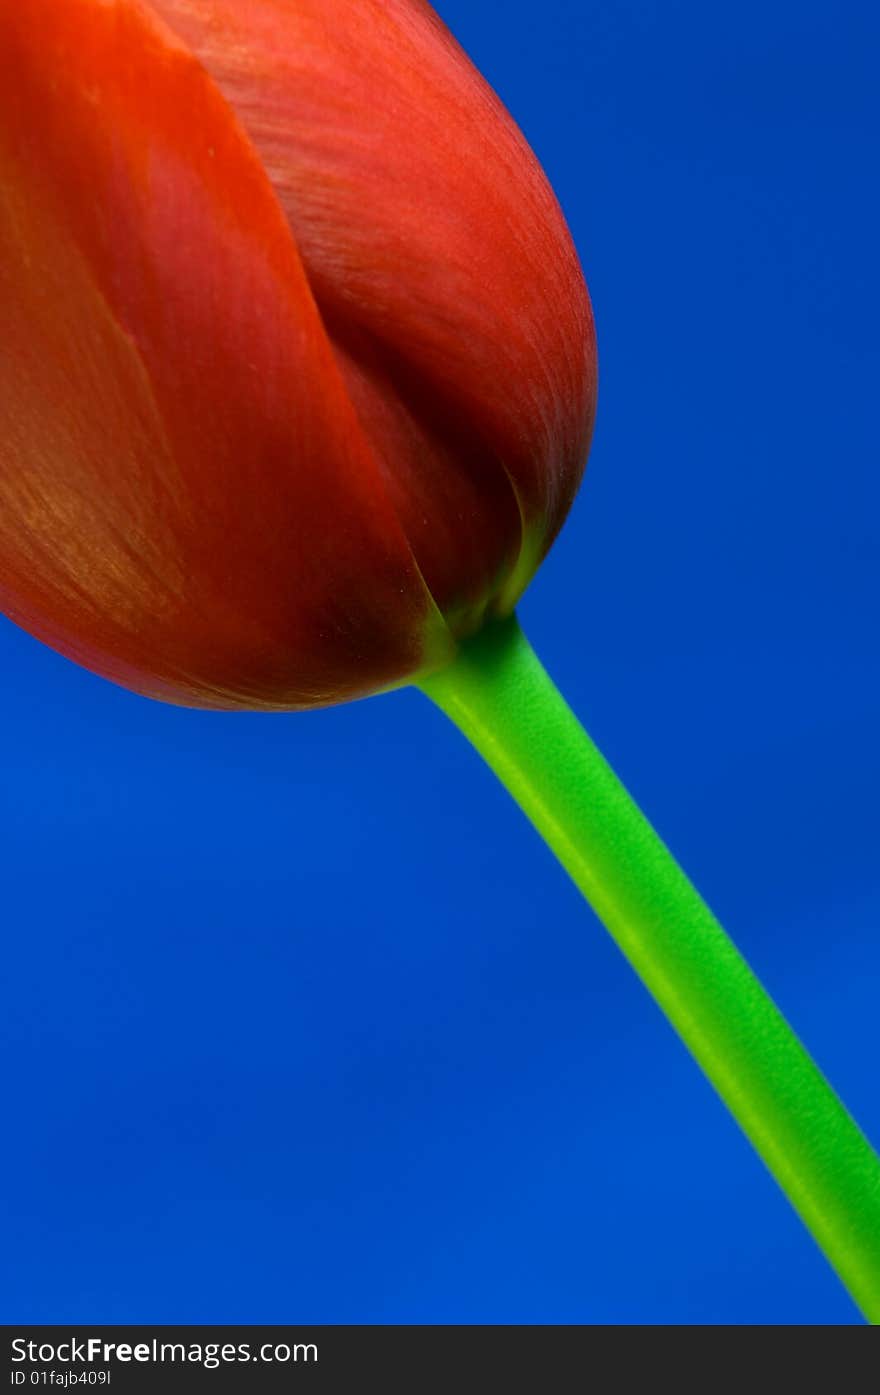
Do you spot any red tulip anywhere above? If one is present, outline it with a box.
[0,0,596,709]
[5,5,880,1325]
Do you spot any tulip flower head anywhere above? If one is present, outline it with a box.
[0,0,596,709]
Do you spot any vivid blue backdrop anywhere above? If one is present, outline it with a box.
[2,0,877,1326]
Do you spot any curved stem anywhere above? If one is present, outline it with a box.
[417,613,880,1322]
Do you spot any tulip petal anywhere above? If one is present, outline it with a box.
[0,0,448,708]
[149,0,598,621]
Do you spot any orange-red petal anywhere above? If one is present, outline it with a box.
[0,0,445,708]
[150,0,598,623]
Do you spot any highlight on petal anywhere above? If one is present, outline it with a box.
[0,0,447,709]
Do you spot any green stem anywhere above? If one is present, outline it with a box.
[417,613,880,1321]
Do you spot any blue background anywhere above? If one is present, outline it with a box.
[2,0,878,1326]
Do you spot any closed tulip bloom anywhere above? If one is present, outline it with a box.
[0,0,596,708]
